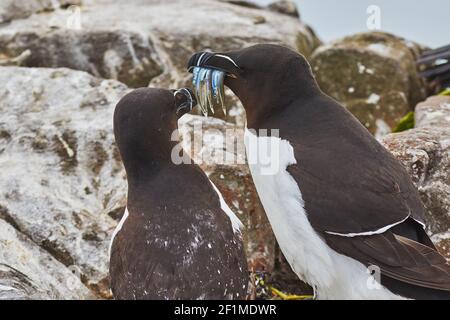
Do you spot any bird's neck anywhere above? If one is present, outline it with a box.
[125,160,168,213]
[241,83,321,130]
[126,162,201,214]
[244,95,314,131]
[124,156,170,190]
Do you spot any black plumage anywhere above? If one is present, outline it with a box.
[110,88,248,300]
[187,44,450,299]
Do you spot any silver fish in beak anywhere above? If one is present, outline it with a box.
[192,66,226,117]
[188,51,242,117]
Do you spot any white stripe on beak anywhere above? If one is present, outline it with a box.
[214,54,239,68]
[197,52,208,67]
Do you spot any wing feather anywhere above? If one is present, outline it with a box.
[324,230,450,292]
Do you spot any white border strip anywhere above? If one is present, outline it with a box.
[109,207,129,256]
[412,218,426,230]
[209,179,243,234]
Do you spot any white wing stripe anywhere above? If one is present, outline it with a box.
[325,215,410,238]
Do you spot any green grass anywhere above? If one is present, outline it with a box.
[392,111,415,133]
[439,88,450,96]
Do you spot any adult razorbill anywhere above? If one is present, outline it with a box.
[187,44,450,300]
[110,87,248,300]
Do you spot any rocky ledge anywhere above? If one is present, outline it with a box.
[0,66,129,298]
[312,32,427,138]
[382,95,450,260]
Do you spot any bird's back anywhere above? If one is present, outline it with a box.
[110,164,248,300]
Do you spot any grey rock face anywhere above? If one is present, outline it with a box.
[311,32,427,138]
[0,29,163,88]
[0,0,319,90]
[0,0,81,24]
[381,96,450,258]
[0,219,94,300]
[267,1,299,18]
[0,66,129,298]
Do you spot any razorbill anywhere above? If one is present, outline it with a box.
[187,44,450,300]
[110,87,249,300]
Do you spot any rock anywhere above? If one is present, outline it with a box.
[381,96,450,238]
[0,0,81,24]
[0,66,129,298]
[311,32,427,138]
[252,15,267,25]
[0,28,163,88]
[0,50,31,66]
[415,95,450,128]
[432,232,450,262]
[218,0,262,9]
[178,114,312,298]
[267,1,299,18]
[0,0,320,93]
[222,0,300,18]
[0,219,93,299]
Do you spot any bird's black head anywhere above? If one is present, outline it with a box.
[113,87,196,179]
[187,44,320,127]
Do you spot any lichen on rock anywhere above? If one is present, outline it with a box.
[311,32,427,138]
[382,96,450,257]
[0,66,129,298]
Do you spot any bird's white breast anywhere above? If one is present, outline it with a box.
[244,129,404,300]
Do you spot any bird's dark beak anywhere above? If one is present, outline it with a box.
[186,51,241,116]
[187,51,241,78]
[173,88,197,118]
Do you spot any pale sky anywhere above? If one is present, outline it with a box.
[255,0,450,48]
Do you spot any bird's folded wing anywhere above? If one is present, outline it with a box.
[324,232,450,291]
[287,134,426,235]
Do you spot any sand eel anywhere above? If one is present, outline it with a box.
[187,44,450,300]
[110,87,248,300]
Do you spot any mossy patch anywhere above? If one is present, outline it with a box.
[393,112,415,133]
[439,88,450,96]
